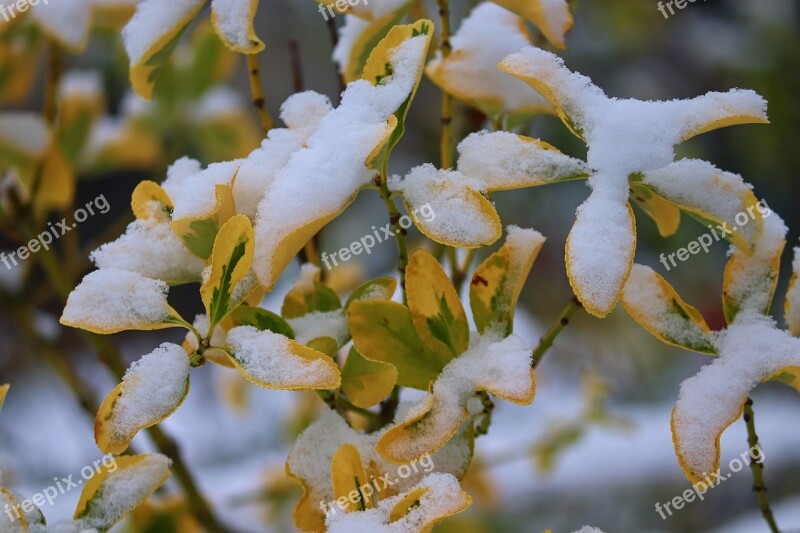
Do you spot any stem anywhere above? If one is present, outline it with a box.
[43,39,63,125]
[531,297,582,368]
[376,174,410,304]
[245,53,274,132]
[453,248,477,294]
[743,397,780,533]
[435,0,453,170]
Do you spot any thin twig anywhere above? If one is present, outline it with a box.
[245,53,274,132]
[743,397,780,533]
[375,175,410,303]
[531,297,582,368]
[435,0,453,170]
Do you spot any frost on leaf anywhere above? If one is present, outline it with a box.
[253,21,432,290]
[426,3,552,120]
[74,454,172,531]
[225,326,341,390]
[325,472,472,533]
[286,409,473,532]
[390,164,502,248]
[493,47,767,317]
[378,332,534,463]
[641,159,764,252]
[672,317,800,484]
[471,226,546,335]
[60,269,181,334]
[95,343,190,454]
[457,130,589,190]
[210,0,264,53]
[622,265,716,355]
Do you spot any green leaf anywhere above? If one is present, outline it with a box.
[341,347,398,408]
[230,306,295,339]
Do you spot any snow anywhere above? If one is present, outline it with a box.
[30,0,91,51]
[253,34,430,289]
[211,0,259,51]
[279,90,333,140]
[59,71,103,100]
[168,160,239,220]
[0,113,51,158]
[225,326,340,389]
[325,473,470,532]
[184,314,229,352]
[785,246,800,335]
[622,264,714,352]
[75,454,171,530]
[287,310,349,346]
[332,16,369,74]
[426,3,551,116]
[380,332,534,462]
[390,164,500,246]
[457,130,588,190]
[123,0,205,66]
[161,156,203,200]
[90,218,206,283]
[103,343,190,451]
[61,269,172,332]
[672,315,800,480]
[642,159,762,250]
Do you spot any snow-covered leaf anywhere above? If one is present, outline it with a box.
[622,264,716,355]
[471,226,545,335]
[344,277,397,309]
[210,0,264,53]
[492,0,572,49]
[341,347,398,409]
[74,454,172,530]
[391,164,502,248]
[61,269,184,334]
[229,305,295,338]
[785,246,800,336]
[333,8,411,83]
[282,264,342,319]
[378,333,534,463]
[95,343,190,454]
[225,326,341,390]
[30,0,91,51]
[201,214,257,329]
[0,488,27,532]
[331,443,374,513]
[57,71,104,164]
[130,180,172,221]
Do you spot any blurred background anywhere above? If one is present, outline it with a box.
[0,0,799,531]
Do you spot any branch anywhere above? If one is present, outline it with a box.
[743,397,781,533]
[531,297,582,368]
[245,53,274,132]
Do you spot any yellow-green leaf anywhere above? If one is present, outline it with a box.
[348,299,446,390]
[170,183,236,259]
[331,443,374,513]
[282,264,342,319]
[230,305,295,338]
[341,347,398,409]
[407,250,469,359]
[630,182,681,238]
[344,276,397,310]
[131,180,173,221]
[470,226,545,335]
[74,454,172,530]
[201,214,257,329]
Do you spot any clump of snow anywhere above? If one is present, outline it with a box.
[90,219,205,283]
[75,454,171,530]
[642,159,763,249]
[457,130,588,190]
[380,332,534,462]
[168,160,240,220]
[61,269,172,332]
[211,0,260,50]
[332,16,370,74]
[123,0,205,66]
[253,34,430,288]
[426,3,550,115]
[161,156,203,199]
[287,311,349,346]
[103,344,190,449]
[325,473,470,532]
[279,90,333,140]
[785,246,800,335]
[622,265,715,352]
[673,315,800,480]
[30,0,91,50]
[225,326,340,389]
[390,164,500,247]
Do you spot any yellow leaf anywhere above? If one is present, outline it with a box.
[131,180,173,221]
[210,0,264,53]
[201,214,257,328]
[337,7,412,83]
[331,444,374,513]
[621,265,717,355]
[407,250,469,359]
[0,26,40,105]
[470,226,545,335]
[32,146,75,219]
[306,336,339,357]
[389,486,428,521]
[0,384,8,413]
[492,0,573,49]
[74,454,172,529]
[341,347,398,408]
[345,277,397,309]
[170,183,236,260]
[125,0,206,99]
[630,183,681,238]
